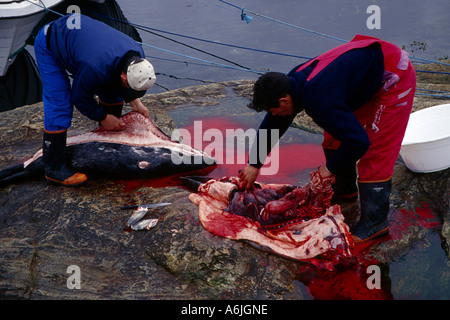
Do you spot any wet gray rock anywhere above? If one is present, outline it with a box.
[0,79,449,300]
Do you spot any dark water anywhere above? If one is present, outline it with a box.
[115,0,450,94]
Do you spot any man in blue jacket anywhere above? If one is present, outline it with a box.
[34,14,156,186]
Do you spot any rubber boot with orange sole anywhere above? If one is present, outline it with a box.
[43,130,88,186]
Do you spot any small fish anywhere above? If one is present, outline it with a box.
[131,219,158,231]
[127,207,148,227]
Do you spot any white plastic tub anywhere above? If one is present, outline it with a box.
[400,103,450,173]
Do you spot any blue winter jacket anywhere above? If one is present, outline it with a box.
[46,14,146,121]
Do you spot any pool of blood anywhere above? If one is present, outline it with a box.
[176,116,325,185]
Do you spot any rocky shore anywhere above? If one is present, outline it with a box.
[0,62,449,299]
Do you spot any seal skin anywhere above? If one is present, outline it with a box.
[188,173,354,266]
[0,112,215,186]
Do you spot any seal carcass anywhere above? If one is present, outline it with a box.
[0,112,215,186]
[188,171,353,266]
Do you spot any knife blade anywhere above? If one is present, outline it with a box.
[120,202,171,210]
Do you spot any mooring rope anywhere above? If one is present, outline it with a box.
[217,0,349,43]
[84,11,312,61]
[138,42,265,74]
[216,0,450,68]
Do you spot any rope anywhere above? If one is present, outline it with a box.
[148,55,256,71]
[82,11,252,71]
[8,44,27,60]
[134,25,252,71]
[217,0,348,43]
[417,88,450,94]
[415,93,450,99]
[416,70,450,76]
[415,88,450,99]
[85,11,311,60]
[216,0,450,69]
[411,57,450,67]
[138,42,265,74]
[37,0,48,10]
[25,0,62,16]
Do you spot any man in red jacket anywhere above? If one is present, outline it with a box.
[239,35,416,243]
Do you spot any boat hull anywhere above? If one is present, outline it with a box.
[0,0,64,76]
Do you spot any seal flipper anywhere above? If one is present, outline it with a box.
[180,176,213,191]
[0,163,25,181]
[0,157,45,187]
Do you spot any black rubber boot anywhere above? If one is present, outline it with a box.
[43,130,88,186]
[323,148,358,203]
[351,180,391,243]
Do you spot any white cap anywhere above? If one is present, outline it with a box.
[127,59,156,91]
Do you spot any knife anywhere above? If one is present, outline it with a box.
[120,202,171,210]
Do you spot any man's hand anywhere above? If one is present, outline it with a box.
[238,165,260,190]
[318,164,333,178]
[100,114,126,131]
[130,98,149,117]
